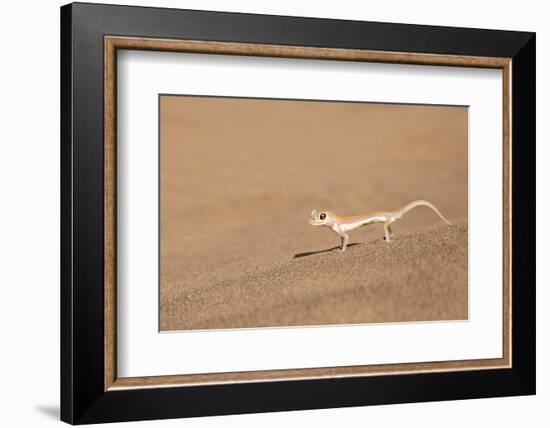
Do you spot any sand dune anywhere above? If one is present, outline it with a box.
[161,224,467,331]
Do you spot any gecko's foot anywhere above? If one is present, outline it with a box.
[338,248,347,252]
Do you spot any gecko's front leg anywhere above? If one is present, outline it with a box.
[339,232,349,252]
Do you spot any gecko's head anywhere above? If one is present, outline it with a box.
[308,209,336,226]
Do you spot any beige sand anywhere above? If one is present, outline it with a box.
[159,96,468,331]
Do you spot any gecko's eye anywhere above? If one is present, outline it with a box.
[320,213,326,220]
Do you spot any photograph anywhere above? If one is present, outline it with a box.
[159,95,468,331]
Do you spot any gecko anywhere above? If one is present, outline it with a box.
[308,200,452,252]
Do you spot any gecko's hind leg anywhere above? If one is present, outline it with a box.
[339,233,349,252]
[383,223,393,243]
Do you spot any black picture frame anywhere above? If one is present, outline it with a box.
[61,2,535,424]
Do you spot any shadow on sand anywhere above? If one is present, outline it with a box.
[293,243,360,259]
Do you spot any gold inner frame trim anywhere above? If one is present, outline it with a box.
[104,35,512,391]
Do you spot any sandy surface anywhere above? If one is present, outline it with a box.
[159,96,468,331]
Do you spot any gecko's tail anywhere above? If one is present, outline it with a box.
[396,200,452,225]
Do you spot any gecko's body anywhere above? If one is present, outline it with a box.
[308,200,451,252]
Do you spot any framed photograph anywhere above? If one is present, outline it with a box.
[60,2,535,424]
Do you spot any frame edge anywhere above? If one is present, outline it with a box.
[510,32,536,394]
[60,2,74,425]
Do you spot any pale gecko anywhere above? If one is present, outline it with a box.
[308,200,452,252]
